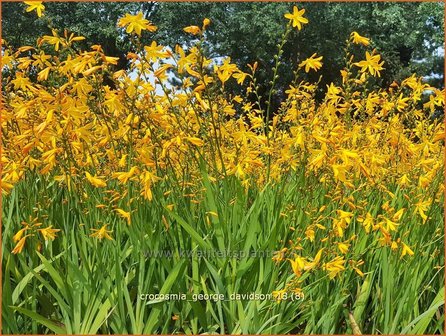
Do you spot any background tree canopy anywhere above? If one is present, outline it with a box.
[2,1,444,103]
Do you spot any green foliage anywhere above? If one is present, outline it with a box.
[155,2,444,106]
[2,170,444,333]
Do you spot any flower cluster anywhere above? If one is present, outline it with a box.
[2,5,444,289]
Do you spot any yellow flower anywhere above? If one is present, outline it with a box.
[183,26,201,35]
[233,71,248,85]
[38,226,61,241]
[350,260,365,277]
[397,94,410,112]
[113,166,139,184]
[185,137,204,147]
[383,217,399,232]
[304,248,324,271]
[272,248,288,263]
[284,6,309,30]
[40,30,64,51]
[85,172,107,188]
[323,256,346,279]
[12,234,33,254]
[272,289,287,302]
[144,41,170,62]
[392,208,405,222]
[333,210,354,237]
[118,12,157,36]
[140,170,161,201]
[116,208,131,225]
[203,18,211,30]
[338,242,350,254]
[332,164,347,182]
[289,255,306,276]
[37,67,51,81]
[305,227,315,242]
[299,53,323,73]
[13,227,28,242]
[326,83,342,101]
[401,242,414,257]
[414,198,431,223]
[350,32,370,46]
[354,267,364,277]
[398,174,411,187]
[90,225,113,241]
[337,210,354,224]
[24,1,45,17]
[358,212,374,233]
[354,51,384,77]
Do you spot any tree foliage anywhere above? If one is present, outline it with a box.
[2,1,444,95]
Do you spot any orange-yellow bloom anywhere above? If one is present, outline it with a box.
[299,53,323,73]
[24,1,45,17]
[85,172,107,188]
[338,242,350,254]
[90,225,113,240]
[323,256,346,279]
[289,255,306,276]
[183,26,201,35]
[350,32,370,46]
[13,227,28,242]
[116,209,131,225]
[272,289,287,302]
[354,51,384,77]
[38,226,61,241]
[304,248,324,271]
[284,6,309,30]
[118,12,157,36]
[401,242,414,257]
[12,235,33,254]
[203,18,211,30]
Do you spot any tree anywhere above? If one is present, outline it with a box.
[154,2,444,103]
[2,2,444,101]
[2,2,157,70]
